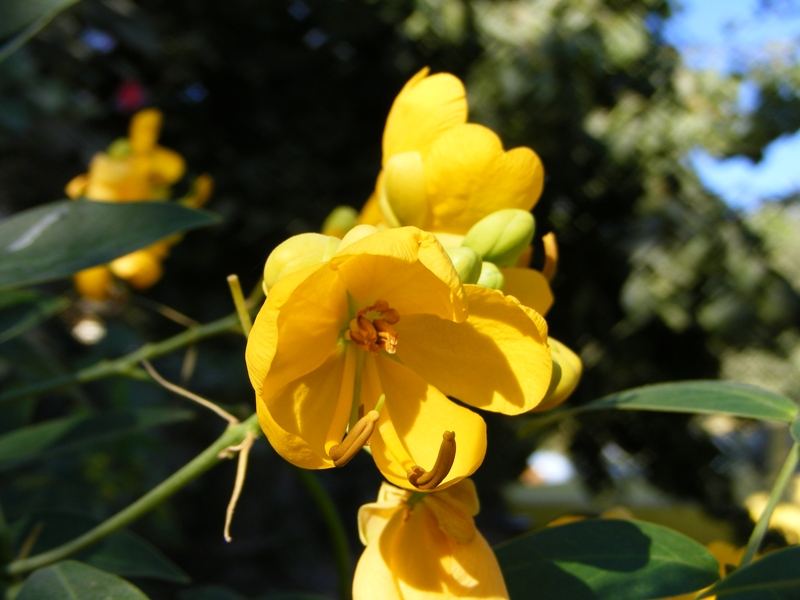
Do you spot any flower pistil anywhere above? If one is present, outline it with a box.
[408,430,456,490]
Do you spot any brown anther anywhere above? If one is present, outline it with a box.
[407,431,456,491]
[542,232,558,282]
[347,300,400,354]
[329,410,380,467]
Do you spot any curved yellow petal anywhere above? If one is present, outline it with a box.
[74,265,113,300]
[382,151,428,228]
[426,124,544,233]
[263,264,349,395]
[360,174,387,226]
[109,249,163,289]
[129,109,162,154]
[441,528,509,599]
[369,357,486,491]
[357,482,408,545]
[501,267,554,315]
[533,337,583,412]
[149,147,186,184]
[383,68,467,163]
[353,520,404,600]
[333,227,466,321]
[395,285,551,415]
[257,345,353,469]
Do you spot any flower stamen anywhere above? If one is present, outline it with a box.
[346,300,400,354]
[407,431,456,490]
[542,232,558,282]
[329,410,380,467]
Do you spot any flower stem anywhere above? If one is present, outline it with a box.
[739,440,800,568]
[227,274,252,335]
[295,469,352,600]
[0,311,241,403]
[2,414,261,578]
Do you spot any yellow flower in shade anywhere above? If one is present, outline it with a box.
[66,109,185,203]
[364,68,544,235]
[74,242,167,301]
[354,479,508,600]
[245,226,552,491]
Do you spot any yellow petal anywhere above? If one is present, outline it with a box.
[74,265,113,300]
[383,68,467,163]
[382,151,429,228]
[65,174,88,199]
[257,345,353,469]
[357,482,409,545]
[369,357,487,491]
[425,479,479,543]
[533,337,583,412]
[425,124,544,233]
[501,267,554,315]
[149,147,186,184]
[441,528,509,599]
[333,227,466,322]
[359,176,387,226]
[109,249,163,289]
[353,522,404,600]
[129,109,162,154]
[263,264,349,395]
[395,285,551,415]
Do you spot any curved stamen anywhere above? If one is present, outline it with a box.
[346,300,400,354]
[407,431,456,491]
[329,410,380,467]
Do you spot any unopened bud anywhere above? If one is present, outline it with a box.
[321,205,359,238]
[462,209,535,267]
[447,246,482,284]
[477,261,504,290]
[263,233,340,292]
[533,338,583,412]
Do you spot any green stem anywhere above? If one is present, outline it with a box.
[739,440,800,568]
[0,312,241,403]
[3,414,261,577]
[296,469,352,600]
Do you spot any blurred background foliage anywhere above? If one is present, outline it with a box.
[1,0,799,597]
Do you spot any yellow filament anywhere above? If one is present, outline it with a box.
[408,431,456,491]
[329,410,380,467]
[542,232,558,282]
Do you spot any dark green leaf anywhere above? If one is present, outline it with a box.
[701,546,800,599]
[16,560,149,600]
[0,199,219,290]
[0,407,192,469]
[0,0,79,62]
[495,519,719,600]
[582,381,798,424]
[0,290,69,344]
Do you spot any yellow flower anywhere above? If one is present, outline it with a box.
[245,226,552,491]
[66,109,185,203]
[365,68,544,235]
[354,479,508,600]
[68,110,212,299]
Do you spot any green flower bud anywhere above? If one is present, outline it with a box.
[477,261,505,290]
[462,209,535,267]
[263,233,340,293]
[107,138,132,159]
[447,246,482,284]
[381,151,428,228]
[321,205,359,238]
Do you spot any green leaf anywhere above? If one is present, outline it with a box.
[495,519,719,600]
[0,407,192,469]
[701,546,800,599]
[582,380,798,424]
[0,0,80,62]
[791,419,800,443]
[0,199,219,290]
[16,560,149,600]
[0,290,69,344]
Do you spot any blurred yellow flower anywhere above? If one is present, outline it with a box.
[68,110,213,300]
[353,479,508,600]
[363,68,544,235]
[245,226,552,491]
[66,109,185,203]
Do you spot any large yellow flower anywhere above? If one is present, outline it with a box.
[363,68,544,235]
[354,479,508,599]
[245,226,552,491]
